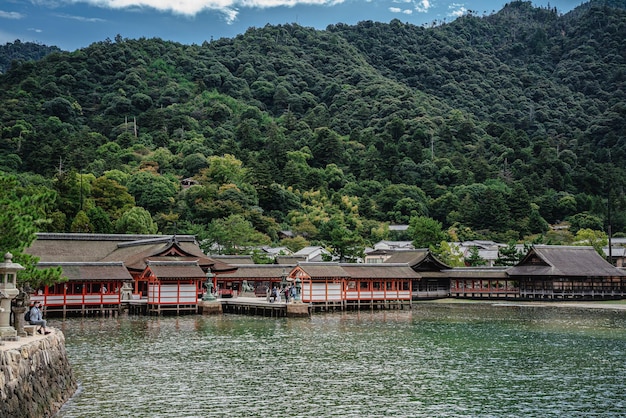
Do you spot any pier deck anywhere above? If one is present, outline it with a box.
[219,297,311,317]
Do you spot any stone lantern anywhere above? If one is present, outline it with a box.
[0,252,24,338]
[294,277,302,302]
[202,269,216,301]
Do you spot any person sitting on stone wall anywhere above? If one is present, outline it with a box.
[29,301,51,335]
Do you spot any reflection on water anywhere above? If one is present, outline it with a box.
[55,304,626,417]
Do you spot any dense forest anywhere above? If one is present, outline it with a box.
[1,0,625,262]
[0,40,61,74]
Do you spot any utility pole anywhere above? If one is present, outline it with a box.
[79,171,83,212]
[608,188,613,265]
[430,136,434,160]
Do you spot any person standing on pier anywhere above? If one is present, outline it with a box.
[284,284,290,303]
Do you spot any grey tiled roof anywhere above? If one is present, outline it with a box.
[37,262,133,281]
[507,245,625,277]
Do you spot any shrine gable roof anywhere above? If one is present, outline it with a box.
[507,245,625,277]
[340,263,421,279]
[144,260,206,279]
[27,233,236,274]
[384,249,451,271]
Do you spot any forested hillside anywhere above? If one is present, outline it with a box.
[0,0,625,260]
[0,40,61,74]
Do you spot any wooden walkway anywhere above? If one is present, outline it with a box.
[220,297,310,317]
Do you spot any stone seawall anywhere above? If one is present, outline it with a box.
[0,330,77,418]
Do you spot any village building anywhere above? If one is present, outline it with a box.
[259,246,294,259]
[275,255,307,264]
[293,246,331,262]
[372,240,415,251]
[363,249,397,264]
[455,240,504,267]
[180,178,199,189]
[603,246,626,267]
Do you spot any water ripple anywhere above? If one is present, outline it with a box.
[55,305,626,417]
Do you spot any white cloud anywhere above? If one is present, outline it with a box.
[69,0,344,17]
[55,13,106,22]
[391,0,429,13]
[448,3,466,17]
[28,28,44,33]
[221,7,238,23]
[414,0,430,13]
[45,0,347,25]
[389,6,412,14]
[0,10,25,19]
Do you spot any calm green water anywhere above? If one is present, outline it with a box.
[55,303,626,417]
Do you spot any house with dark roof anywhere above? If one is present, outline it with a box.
[507,245,626,300]
[384,249,451,299]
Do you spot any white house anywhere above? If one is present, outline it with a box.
[293,246,331,262]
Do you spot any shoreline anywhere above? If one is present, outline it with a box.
[415,297,626,310]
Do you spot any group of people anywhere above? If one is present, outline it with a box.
[268,284,298,303]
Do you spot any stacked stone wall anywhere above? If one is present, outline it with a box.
[0,332,77,418]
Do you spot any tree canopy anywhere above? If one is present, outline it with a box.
[0,1,625,256]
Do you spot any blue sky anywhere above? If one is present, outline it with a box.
[1,0,580,51]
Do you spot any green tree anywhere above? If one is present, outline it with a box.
[465,246,487,266]
[70,210,92,233]
[202,154,246,186]
[91,176,135,221]
[115,207,158,234]
[126,171,177,214]
[325,220,366,262]
[528,203,550,235]
[409,216,448,249]
[495,242,524,266]
[0,174,63,290]
[205,214,270,254]
[567,212,604,235]
[86,206,113,233]
[432,241,464,267]
[574,228,607,256]
[280,236,309,253]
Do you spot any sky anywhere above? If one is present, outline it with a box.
[1,0,581,51]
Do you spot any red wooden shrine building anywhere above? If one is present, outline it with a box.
[26,233,235,315]
[290,262,417,310]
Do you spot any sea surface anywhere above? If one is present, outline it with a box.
[55,303,626,417]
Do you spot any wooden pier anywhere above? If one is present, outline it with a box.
[218,297,310,317]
